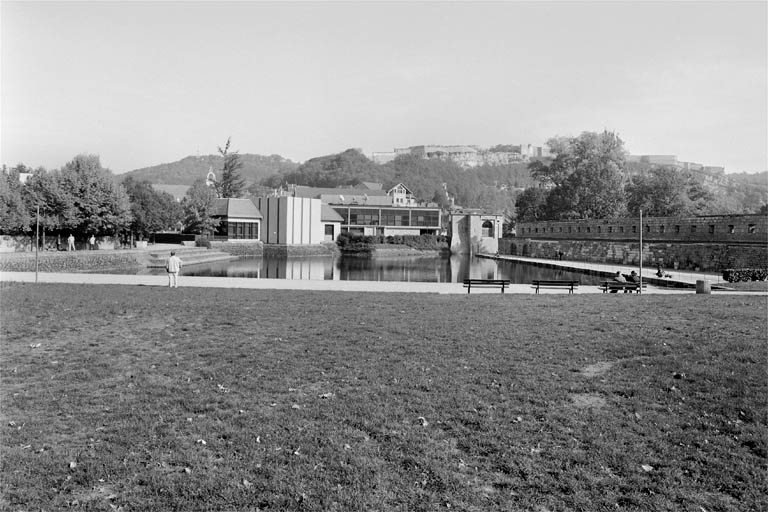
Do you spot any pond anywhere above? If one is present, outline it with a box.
[144,255,604,285]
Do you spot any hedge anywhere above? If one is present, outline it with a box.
[336,233,449,252]
[722,268,768,282]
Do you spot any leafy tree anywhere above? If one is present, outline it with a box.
[0,165,31,234]
[531,131,628,219]
[22,165,77,234]
[626,166,714,217]
[52,155,132,235]
[214,137,246,198]
[123,177,184,239]
[182,178,219,234]
[515,187,550,222]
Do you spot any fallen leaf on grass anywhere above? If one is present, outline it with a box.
[69,461,77,469]
[243,479,252,488]
[641,464,654,472]
[417,416,429,427]
[291,404,301,410]
[30,343,41,348]
[196,439,206,445]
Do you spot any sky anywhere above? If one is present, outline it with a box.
[1,1,767,174]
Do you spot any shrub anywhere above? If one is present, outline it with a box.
[722,268,768,282]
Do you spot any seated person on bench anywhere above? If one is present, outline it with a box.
[628,270,640,283]
[656,264,672,278]
[611,271,627,293]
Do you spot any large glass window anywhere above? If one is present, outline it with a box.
[348,208,379,225]
[411,210,440,226]
[380,209,410,226]
[333,208,350,223]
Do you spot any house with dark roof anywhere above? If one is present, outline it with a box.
[211,198,263,240]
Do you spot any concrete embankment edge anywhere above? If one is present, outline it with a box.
[3,271,760,295]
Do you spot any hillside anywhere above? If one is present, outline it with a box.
[119,154,299,186]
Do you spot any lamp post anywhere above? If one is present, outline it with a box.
[35,205,40,283]
[639,209,643,294]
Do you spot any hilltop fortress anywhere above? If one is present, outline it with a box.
[372,144,550,167]
[372,144,728,177]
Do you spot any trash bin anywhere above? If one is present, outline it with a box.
[696,280,711,294]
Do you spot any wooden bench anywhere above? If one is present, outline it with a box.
[531,280,580,294]
[463,279,511,294]
[600,281,646,293]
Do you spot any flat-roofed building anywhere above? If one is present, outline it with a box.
[290,183,441,236]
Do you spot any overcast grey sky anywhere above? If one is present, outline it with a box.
[2,1,766,174]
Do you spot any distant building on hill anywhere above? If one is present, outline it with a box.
[372,144,550,168]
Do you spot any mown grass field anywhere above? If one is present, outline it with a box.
[0,283,766,511]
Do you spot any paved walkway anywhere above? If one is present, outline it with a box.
[481,254,726,288]
[1,270,758,295]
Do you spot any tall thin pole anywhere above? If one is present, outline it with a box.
[639,209,643,294]
[35,205,40,283]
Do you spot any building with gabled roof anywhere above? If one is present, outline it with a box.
[211,198,263,240]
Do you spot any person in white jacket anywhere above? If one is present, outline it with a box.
[166,251,183,288]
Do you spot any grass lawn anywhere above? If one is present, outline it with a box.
[1,283,766,511]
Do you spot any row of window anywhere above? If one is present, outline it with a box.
[216,221,259,239]
[524,223,758,235]
[333,208,440,227]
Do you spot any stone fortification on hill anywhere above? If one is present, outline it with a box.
[371,144,550,167]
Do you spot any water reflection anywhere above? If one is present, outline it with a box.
[177,255,603,285]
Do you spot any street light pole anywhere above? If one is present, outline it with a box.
[639,209,643,294]
[35,205,40,283]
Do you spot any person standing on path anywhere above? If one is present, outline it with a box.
[67,234,76,251]
[166,251,182,288]
[89,235,96,250]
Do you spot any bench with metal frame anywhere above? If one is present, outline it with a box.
[531,280,580,294]
[463,279,511,294]
[600,281,647,293]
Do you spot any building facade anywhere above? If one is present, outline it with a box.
[254,196,324,245]
[291,183,442,236]
[211,198,262,241]
[508,214,767,271]
[449,210,505,255]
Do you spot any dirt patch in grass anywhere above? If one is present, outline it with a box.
[581,361,614,377]
[569,393,608,409]
[1,283,766,511]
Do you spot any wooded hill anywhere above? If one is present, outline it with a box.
[118,154,298,187]
[119,149,766,216]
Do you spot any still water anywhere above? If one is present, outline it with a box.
[171,255,603,285]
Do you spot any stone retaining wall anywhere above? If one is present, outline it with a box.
[500,238,767,271]
[0,251,143,272]
[209,241,264,257]
[262,243,339,258]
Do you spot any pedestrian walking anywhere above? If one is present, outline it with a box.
[166,251,183,288]
[67,234,76,251]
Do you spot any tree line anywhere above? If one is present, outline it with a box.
[0,138,248,241]
[259,131,765,222]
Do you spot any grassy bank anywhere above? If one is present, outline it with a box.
[0,284,765,511]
